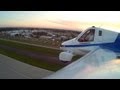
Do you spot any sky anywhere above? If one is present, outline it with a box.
[0,11,120,31]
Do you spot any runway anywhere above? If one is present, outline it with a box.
[0,54,53,79]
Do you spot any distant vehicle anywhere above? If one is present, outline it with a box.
[9,32,20,37]
[45,26,120,79]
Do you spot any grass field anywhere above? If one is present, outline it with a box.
[0,38,82,71]
[4,37,61,48]
[0,38,61,57]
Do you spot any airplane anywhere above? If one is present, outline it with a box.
[45,26,120,79]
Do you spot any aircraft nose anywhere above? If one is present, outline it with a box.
[60,43,64,47]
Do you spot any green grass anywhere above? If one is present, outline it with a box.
[72,55,83,61]
[0,44,64,71]
[0,39,65,71]
[6,37,61,48]
[0,38,82,71]
[0,38,61,57]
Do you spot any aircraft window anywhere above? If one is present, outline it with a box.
[99,30,102,36]
[78,29,95,42]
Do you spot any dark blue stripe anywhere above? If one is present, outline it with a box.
[62,42,120,52]
[61,33,120,52]
[62,43,113,47]
[101,33,120,52]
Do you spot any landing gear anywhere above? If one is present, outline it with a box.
[59,52,74,62]
[61,61,69,63]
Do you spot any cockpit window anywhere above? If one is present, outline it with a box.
[78,29,95,42]
[99,30,102,36]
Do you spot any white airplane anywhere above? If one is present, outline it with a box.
[45,26,120,79]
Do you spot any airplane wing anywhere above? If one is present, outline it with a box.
[45,48,120,79]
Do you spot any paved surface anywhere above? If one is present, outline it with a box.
[0,54,54,79]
